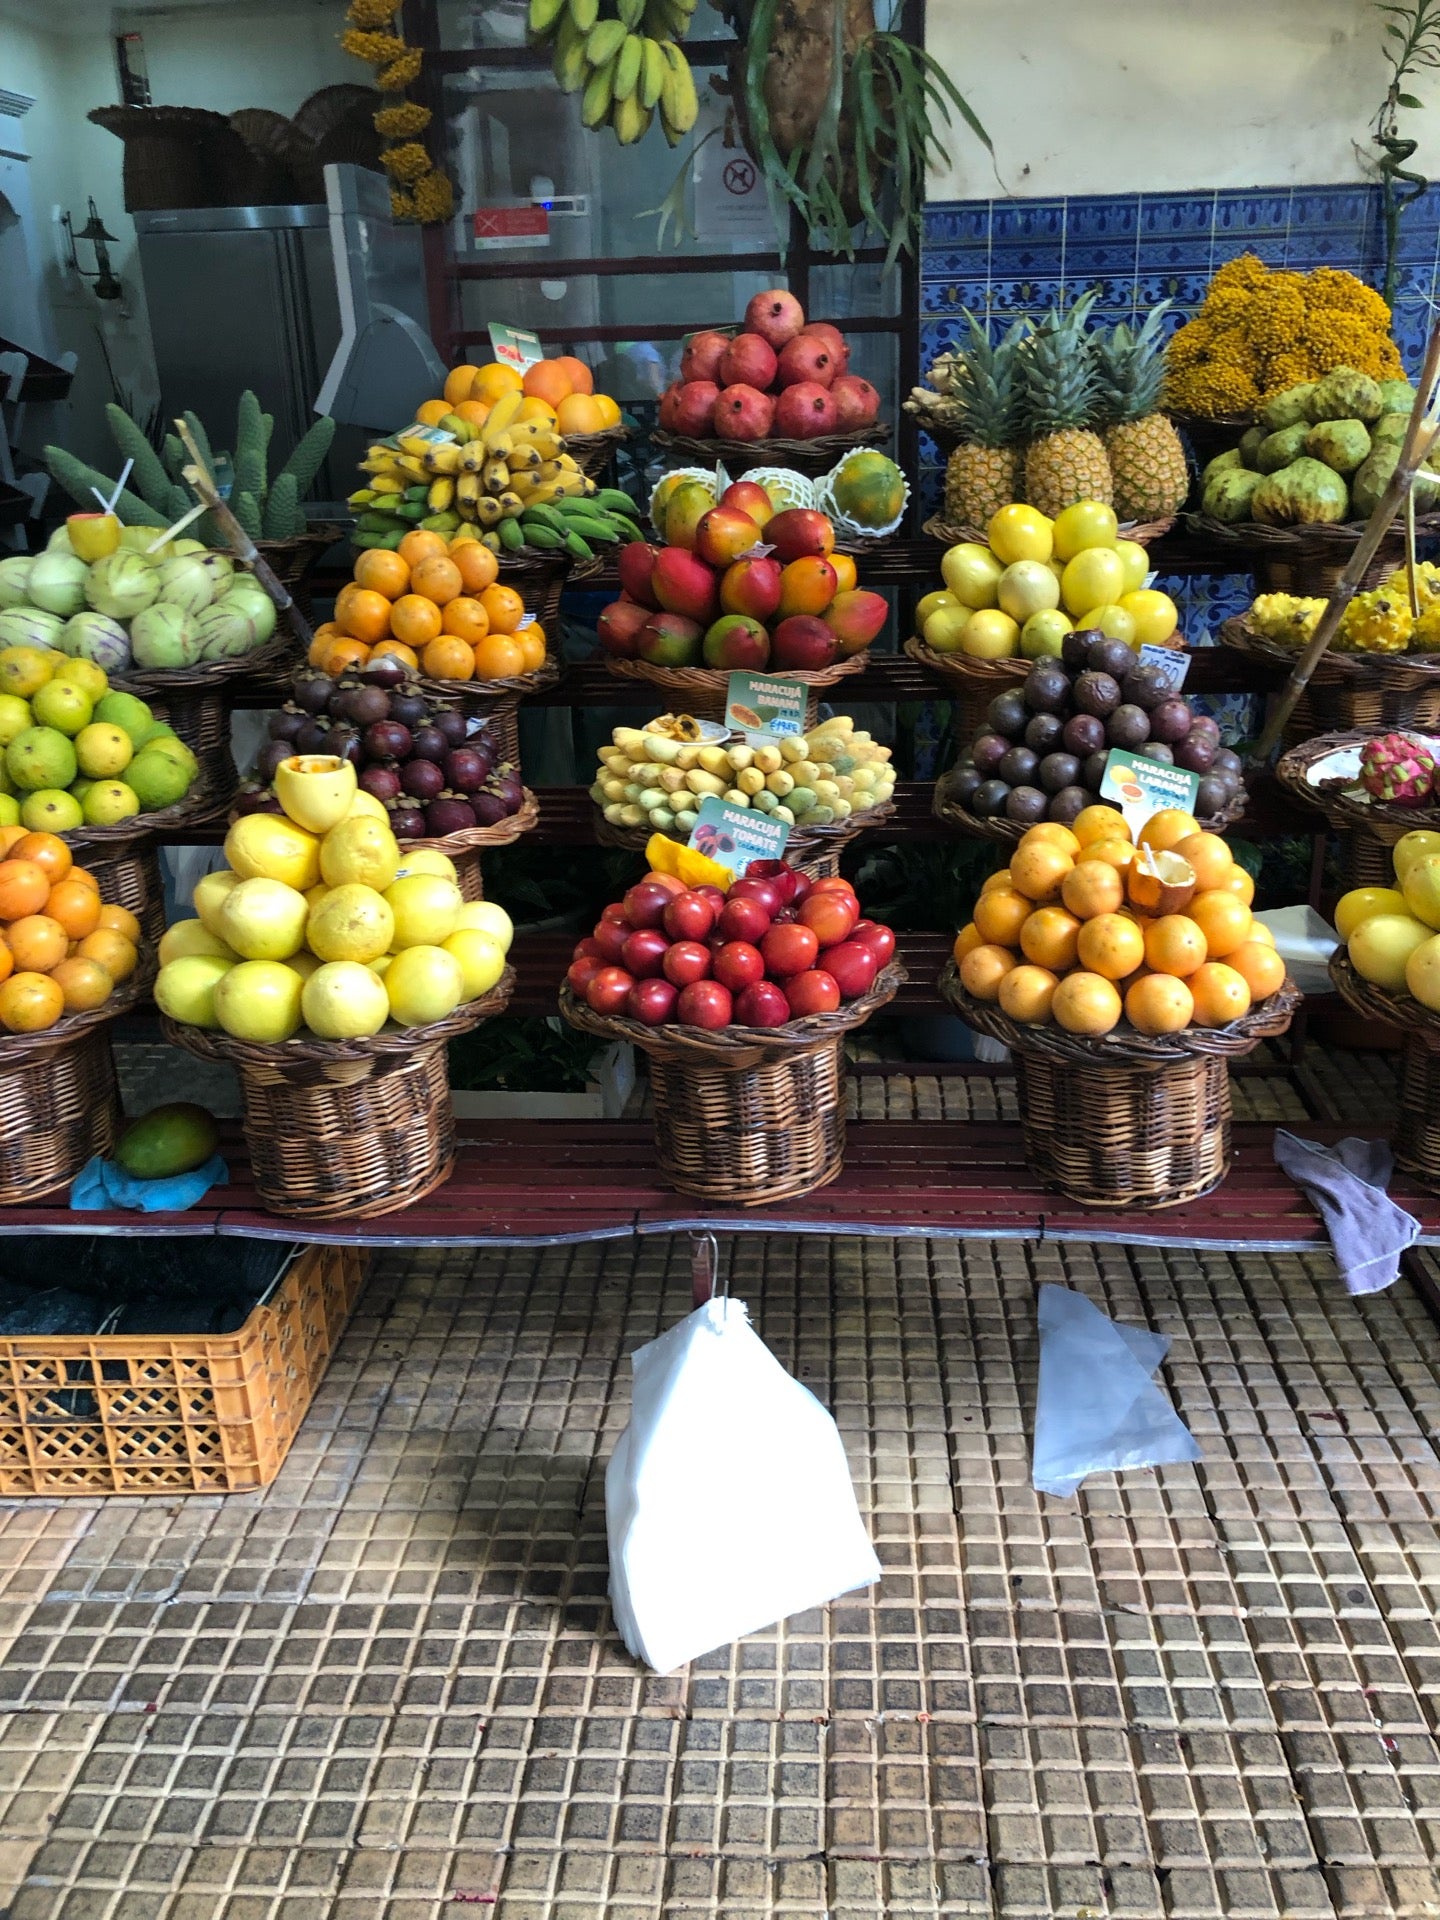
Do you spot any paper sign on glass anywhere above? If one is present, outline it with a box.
[725,671,808,743]
[487,322,545,370]
[1138,643,1189,691]
[1099,749,1201,837]
[687,796,790,878]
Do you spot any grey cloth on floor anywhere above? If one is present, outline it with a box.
[1273,1129,1419,1295]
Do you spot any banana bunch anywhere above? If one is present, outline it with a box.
[527,0,698,147]
[517,490,646,562]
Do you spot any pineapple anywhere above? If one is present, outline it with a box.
[1095,306,1190,523]
[1021,292,1114,519]
[1337,588,1413,654]
[941,313,1027,528]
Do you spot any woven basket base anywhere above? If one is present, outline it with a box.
[647,1041,845,1205]
[81,842,167,947]
[0,1028,120,1205]
[450,847,484,903]
[1398,1036,1440,1191]
[1336,829,1397,891]
[147,685,237,806]
[1014,1050,1231,1210]
[233,1042,456,1220]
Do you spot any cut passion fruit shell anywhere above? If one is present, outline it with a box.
[1127,846,1196,917]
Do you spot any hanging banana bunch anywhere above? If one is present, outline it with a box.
[528,0,699,147]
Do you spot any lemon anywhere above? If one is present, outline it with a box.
[0,695,31,748]
[20,789,83,833]
[1115,540,1150,594]
[1052,501,1118,561]
[29,678,93,737]
[1060,548,1127,617]
[53,657,109,702]
[940,543,1002,608]
[987,505,1054,566]
[82,779,140,826]
[74,722,133,780]
[1078,604,1138,644]
[915,588,958,628]
[0,647,56,699]
[301,961,390,1039]
[959,609,1021,659]
[1119,589,1179,646]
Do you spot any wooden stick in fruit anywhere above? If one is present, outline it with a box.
[1254,315,1440,760]
[173,417,314,649]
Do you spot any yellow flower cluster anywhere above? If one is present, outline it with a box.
[345,0,402,24]
[339,9,453,225]
[377,50,423,88]
[411,172,455,222]
[374,101,431,139]
[380,140,431,183]
[338,28,404,62]
[1164,253,1406,417]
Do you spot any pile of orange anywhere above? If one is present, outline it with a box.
[0,829,141,1033]
[953,808,1286,1038]
[309,530,548,682]
[414,357,622,440]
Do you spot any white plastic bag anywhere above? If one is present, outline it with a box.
[1031,1284,1201,1498]
[607,1295,881,1673]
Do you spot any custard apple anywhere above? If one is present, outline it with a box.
[1251,457,1350,525]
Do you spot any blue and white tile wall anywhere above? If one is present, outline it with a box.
[919,183,1440,674]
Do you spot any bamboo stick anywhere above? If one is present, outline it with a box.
[173,418,314,651]
[1252,317,1440,761]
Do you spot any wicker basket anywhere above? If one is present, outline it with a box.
[560,963,904,1205]
[413,655,559,716]
[651,424,891,479]
[1329,950,1440,1189]
[0,975,146,1206]
[1275,730,1440,848]
[81,841,167,948]
[565,425,631,477]
[160,971,514,1221]
[592,798,892,874]
[1168,410,1253,466]
[602,650,866,723]
[939,960,1300,1209]
[931,764,1246,849]
[922,512,1176,550]
[253,524,343,599]
[1189,512,1440,595]
[87,105,247,212]
[1220,615,1440,734]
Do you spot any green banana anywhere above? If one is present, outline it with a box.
[565,515,619,542]
[638,37,666,108]
[585,18,627,66]
[553,26,590,92]
[528,0,567,31]
[581,56,617,128]
[617,0,644,22]
[521,503,570,534]
[568,0,599,31]
[612,32,643,99]
[591,487,639,515]
[497,516,525,552]
[564,531,595,560]
[658,40,698,137]
[520,524,565,549]
[612,91,649,145]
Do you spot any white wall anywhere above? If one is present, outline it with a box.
[119,0,353,116]
[924,0,1436,201]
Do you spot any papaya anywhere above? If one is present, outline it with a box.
[827,449,908,531]
[115,1103,220,1180]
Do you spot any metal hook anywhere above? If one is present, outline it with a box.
[690,1232,725,1308]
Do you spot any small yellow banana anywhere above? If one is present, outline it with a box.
[612,92,651,144]
[459,444,489,472]
[456,472,482,504]
[638,36,666,109]
[369,473,406,495]
[508,443,542,470]
[475,496,504,527]
[424,442,462,474]
[482,392,524,444]
[427,477,456,511]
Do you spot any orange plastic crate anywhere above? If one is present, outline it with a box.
[0,1243,366,1496]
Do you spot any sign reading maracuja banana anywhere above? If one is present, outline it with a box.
[528,0,699,148]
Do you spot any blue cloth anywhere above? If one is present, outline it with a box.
[1273,1130,1419,1295]
[69,1153,229,1213]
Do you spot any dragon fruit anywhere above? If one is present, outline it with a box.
[1359,733,1437,806]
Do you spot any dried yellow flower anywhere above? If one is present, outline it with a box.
[339,27,405,62]
[377,49,423,88]
[390,187,416,221]
[412,172,455,223]
[381,141,432,183]
[374,102,431,138]
[346,0,403,24]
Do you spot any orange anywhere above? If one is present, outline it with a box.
[11,833,71,884]
[1019,905,1082,971]
[1139,808,1200,854]
[555,393,607,437]
[1076,912,1146,981]
[0,971,63,1033]
[1144,914,1207,979]
[68,867,99,895]
[1008,839,1073,903]
[46,880,102,940]
[319,638,371,676]
[410,555,464,607]
[354,549,410,599]
[1220,864,1255,905]
[471,363,523,405]
[0,859,53,921]
[398,529,449,569]
[390,594,444,647]
[49,955,113,1012]
[97,904,141,943]
[441,596,490,644]
[1173,831,1234,892]
[308,622,342,667]
[998,963,1059,1024]
[1126,973,1194,1035]
[452,399,491,430]
[592,394,622,428]
[420,636,475,681]
[515,627,547,672]
[1247,922,1276,948]
[959,942,1018,1001]
[1061,860,1124,921]
[522,361,574,408]
[1189,889,1252,958]
[777,556,839,619]
[550,354,593,396]
[415,398,451,427]
[980,868,1013,895]
[1189,960,1251,1027]
[829,553,858,593]
[369,639,420,671]
[333,582,360,629]
[1227,940,1286,1001]
[0,826,27,858]
[338,588,392,645]
[1052,971,1123,1036]
[444,364,483,407]
[952,924,983,964]
[473,634,527,680]
[1022,823,1081,857]
[973,885,1031,947]
[451,542,499,594]
[0,939,11,988]
[1072,804,1129,849]
[478,584,525,635]
[77,928,137,982]
[516,397,558,425]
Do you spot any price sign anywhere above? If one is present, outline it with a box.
[687,796,790,879]
[486,322,544,371]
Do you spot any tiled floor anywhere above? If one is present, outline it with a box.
[3,1213,1440,1916]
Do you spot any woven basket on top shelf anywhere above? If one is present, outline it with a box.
[565,425,630,477]
[1275,729,1440,846]
[0,972,147,1206]
[940,960,1300,1210]
[1189,511,1440,596]
[1329,950,1440,1190]
[414,652,559,717]
[160,970,514,1220]
[1219,614,1440,737]
[591,798,894,881]
[931,764,1246,850]
[602,649,866,724]
[651,424,891,479]
[921,511,1176,551]
[560,963,905,1205]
